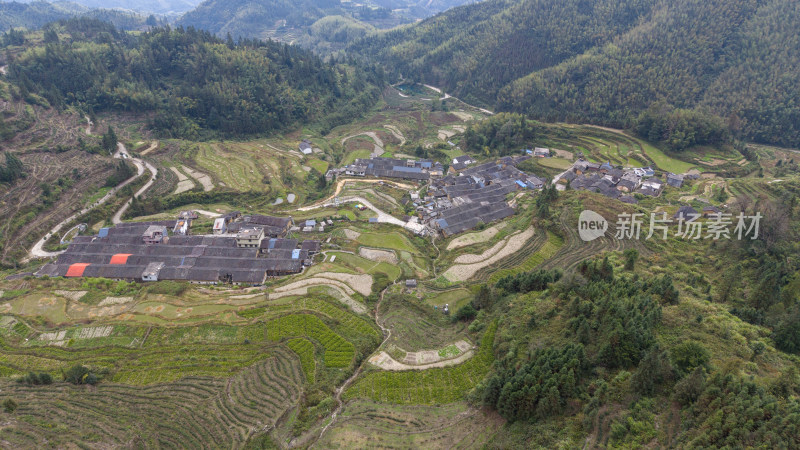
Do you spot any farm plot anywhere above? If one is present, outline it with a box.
[170,166,195,194]
[287,337,316,383]
[358,232,419,254]
[316,400,503,449]
[267,314,355,368]
[0,348,302,448]
[446,223,506,250]
[345,322,496,404]
[486,232,564,284]
[327,251,403,281]
[181,165,214,191]
[540,207,648,273]
[288,298,379,339]
[274,272,373,297]
[359,247,398,264]
[443,228,536,282]
[271,282,367,315]
[193,143,262,191]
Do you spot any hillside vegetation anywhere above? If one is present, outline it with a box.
[6,19,383,139]
[351,0,800,148]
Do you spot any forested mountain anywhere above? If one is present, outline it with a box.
[0,1,158,32]
[351,0,800,148]
[176,0,343,40]
[176,0,476,43]
[5,19,384,138]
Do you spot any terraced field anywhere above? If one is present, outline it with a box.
[484,232,564,284]
[0,346,303,448]
[267,314,356,368]
[540,207,650,273]
[316,400,503,449]
[194,143,264,192]
[344,322,496,404]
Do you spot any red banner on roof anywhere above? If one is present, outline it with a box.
[65,263,90,277]
[109,254,132,265]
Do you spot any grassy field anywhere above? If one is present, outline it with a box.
[636,138,696,173]
[357,232,419,254]
[536,157,572,170]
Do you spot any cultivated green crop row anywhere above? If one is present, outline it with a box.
[286,338,316,383]
[267,314,355,368]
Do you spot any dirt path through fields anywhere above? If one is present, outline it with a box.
[139,141,159,156]
[341,131,384,157]
[383,125,406,146]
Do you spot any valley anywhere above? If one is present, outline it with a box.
[0,6,799,449]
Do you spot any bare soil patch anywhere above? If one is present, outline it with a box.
[359,247,398,264]
[181,165,214,191]
[343,229,361,240]
[54,290,87,301]
[443,228,535,282]
[446,223,506,250]
[98,296,133,307]
[368,348,475,371]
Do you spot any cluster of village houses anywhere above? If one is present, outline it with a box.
[37,212,321,285]
[338,155,546,236]
[556,160,697,204]
[38,146,705,285]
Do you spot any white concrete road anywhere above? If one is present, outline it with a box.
[27,142,157,260]
[310,195,425,234]
[112,143,158,224]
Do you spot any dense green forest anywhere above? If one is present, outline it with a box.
[351,0,800,148]
[475,240,800,447]
[5,19,384,138]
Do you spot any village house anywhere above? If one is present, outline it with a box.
[299,139,313,155]
[702,206,722,218]
[142,262,165,282]
[636,178,664,197]
[343,157,443,181]
[173,218,189,235]
[666,173,685,188]
[236,228,264,248]
[449,155,476,173]
[213,217,227,235]
[37,220,312,285]
[142,225,168,245]
[673,205,699,221]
